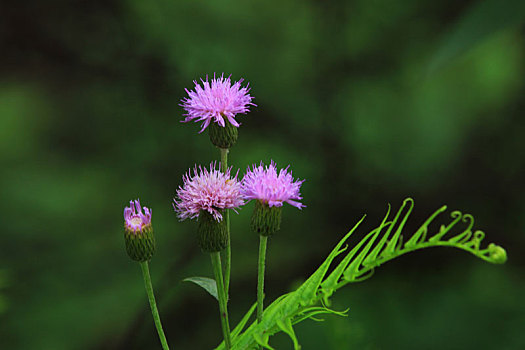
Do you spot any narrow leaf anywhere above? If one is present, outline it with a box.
[404,205,447,248]
[276,318,300,350]
[429,211,462,242]
[231,303,256,339]
[362,204,392,266]
[293,306,348,324]
[320,215,367,296]
[382,198,414,257]
[253,332,274,350]
[344,227,381,280]
[447,214,475,243]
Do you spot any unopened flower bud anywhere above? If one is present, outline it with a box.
[123,199,155,262]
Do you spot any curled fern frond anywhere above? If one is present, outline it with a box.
[217,198,507,350]
[334,198,506,289]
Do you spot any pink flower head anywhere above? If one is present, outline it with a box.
[124,199,152,233]
[181,73,255,133]
[173,162,244,221]
[241,161,305,209]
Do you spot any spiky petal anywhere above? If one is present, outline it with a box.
[173,162,244,221]
[241,161,305,209]
[181,73,255,133]
[124,199,152,233]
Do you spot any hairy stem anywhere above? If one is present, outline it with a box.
[257,235,268,323]
[140,261,170,350]
[211,252,232,349]
[220,147,231,296]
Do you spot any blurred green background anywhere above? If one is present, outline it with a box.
[1,0,524,349]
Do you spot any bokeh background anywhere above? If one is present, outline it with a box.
[1,0,524,349]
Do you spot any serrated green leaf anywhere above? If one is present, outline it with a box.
[183,276,218,301]
[223,198,507,350]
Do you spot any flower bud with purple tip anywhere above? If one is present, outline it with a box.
[124,199,155,262]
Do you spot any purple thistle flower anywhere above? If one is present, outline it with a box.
[174,162,244,221]
[124,199,152,233]
[241,161,305,209]
[181,73,255,133]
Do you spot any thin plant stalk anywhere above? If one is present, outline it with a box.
[220,147,231,295]
[140,261,170,350]
[211,252,232,349]
[257,235,268,323]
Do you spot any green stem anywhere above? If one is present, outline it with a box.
[140,261,170,350]
[211,252,232,349]
[220,148,229,172]
[220,147,231,296]
[257,235,268,323]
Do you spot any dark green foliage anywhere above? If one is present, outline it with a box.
[0,270,8,315]
[429,0,525,72]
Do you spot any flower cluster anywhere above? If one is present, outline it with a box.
[124,199,152,233]
[241,161,305,209]
[120,71,508,350]
[173,162,244,221]
[181,73,255,133]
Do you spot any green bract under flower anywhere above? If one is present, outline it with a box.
[198,210,229,252]
[209,119,239,149]
[251,200,282,236]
